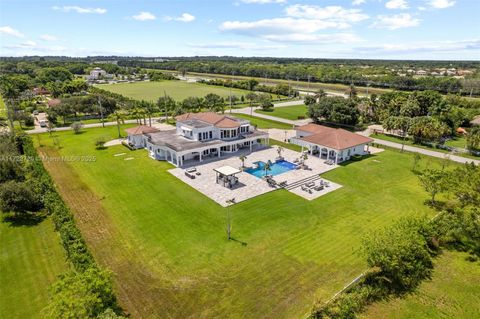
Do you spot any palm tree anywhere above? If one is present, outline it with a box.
[108,105,129,138]
[239,155,247,168]
[276,146,284,158]
[264,160,272,177]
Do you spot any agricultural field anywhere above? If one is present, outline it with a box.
[361,251,480,319]
[33,124,449,318]
[96,80,253,102]
[159,70,390,96]
[255,104,307,120]
[0,217,67,319]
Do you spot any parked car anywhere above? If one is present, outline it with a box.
[39,120,48,127]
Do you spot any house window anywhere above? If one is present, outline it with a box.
[209,131,212,139]
[198,133,202,140]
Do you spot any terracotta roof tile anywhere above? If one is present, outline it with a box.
[176,112,241,128]
[298,125,373,150]
[125,125,160,135]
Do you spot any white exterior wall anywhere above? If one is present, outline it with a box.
[127,134,146,149]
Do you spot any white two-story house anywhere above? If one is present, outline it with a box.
[127,112,269,167]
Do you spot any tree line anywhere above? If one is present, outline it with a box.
[118,59,480,96]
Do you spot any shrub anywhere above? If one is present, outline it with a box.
[0,180,40,214]
[44,267,118,319]
[71,121,83,134]
[95,137,107,150]
[362,217,436,291]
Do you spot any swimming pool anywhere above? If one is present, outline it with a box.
[245,160,297,178]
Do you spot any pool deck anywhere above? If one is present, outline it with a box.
[168,147,340,206]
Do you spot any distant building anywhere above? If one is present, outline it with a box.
[416,70,427,76]
[88,67,107,80]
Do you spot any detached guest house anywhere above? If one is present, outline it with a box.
[126,112,269,167]
[291,124,373,163]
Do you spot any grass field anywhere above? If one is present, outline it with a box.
[445,136,467,149]
[0,217,67,319]
[232,113,293,129]
[159,70,390,96]
[97,81,253,102]
[0,96,6,118]
[361,250,480,319]
[256,104,307,120]
[32,124,451,318]
[372,133,479,160]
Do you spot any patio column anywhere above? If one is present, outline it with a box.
[249,140,252,151]
[335,151,339,164]
[199,152,203,162]
[218,147,221,157]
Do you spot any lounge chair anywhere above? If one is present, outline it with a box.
[185,171,196,179]
[186,167,196,173]
[306,182,315,188]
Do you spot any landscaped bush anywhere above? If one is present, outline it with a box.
[0,180,41,214]
[44,267,119,319]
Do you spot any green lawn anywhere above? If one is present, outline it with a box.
[256,104,307,120]
[32,125,452,318]
[233,113,293,129]
[445,136,467,149]
[361,250,480,319]
[0,217,67,319]
[372,133,479,160]
[0,95,6,118]
[97,80,253,102]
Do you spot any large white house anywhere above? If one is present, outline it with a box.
[87,67,108,80]
[291,123,373,163]
[126,112,269,167]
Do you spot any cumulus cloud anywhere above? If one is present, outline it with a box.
[352,0,366,5]
[240,0,286,3]
[220,4,366,44]
[385,0,409,9]
[40,34,58,41]
[429,0,456,9]
[165,13,195,22]
[0,26,24,38]
[371,13,420,29]
[52,6,107,14]
[285,5,369,22]
[132,12,156,21]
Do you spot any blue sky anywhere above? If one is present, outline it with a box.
[0,0,478,59]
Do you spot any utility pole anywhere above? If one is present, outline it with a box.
[225,198,235,240]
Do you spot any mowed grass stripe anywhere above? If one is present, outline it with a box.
[34,126,450,318]
[97,80,253,102]
[0,218,67,319]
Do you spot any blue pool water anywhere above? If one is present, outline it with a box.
[245,160,297,178]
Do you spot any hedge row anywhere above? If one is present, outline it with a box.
[20,135,95,270]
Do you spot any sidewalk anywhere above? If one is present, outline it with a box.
[371,138,479,165]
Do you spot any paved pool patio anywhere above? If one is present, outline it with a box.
[168,146,341,206]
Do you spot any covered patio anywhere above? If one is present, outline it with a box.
[214,166,241,189]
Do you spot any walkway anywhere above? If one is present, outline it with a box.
[26,117,164,134]
[371,138,479,165]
